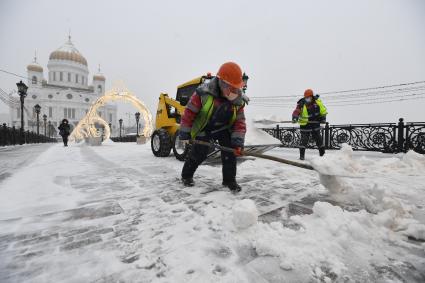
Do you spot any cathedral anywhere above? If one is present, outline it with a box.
[9,36,117,136]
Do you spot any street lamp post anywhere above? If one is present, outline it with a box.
[48,121,51,138]
[135,112,140,137]
[43,114,47,136]
[119,118,123,140]
[16,81,28,144]
[34,104,41,135]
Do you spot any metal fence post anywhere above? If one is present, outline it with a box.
[324,122,330,149]
[405,120,411,152]
[397,118,405,152]
[11,126,16,145]
[276,124,280,141]
[1,123,6,146]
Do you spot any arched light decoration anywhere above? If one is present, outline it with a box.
[69,81,153,143]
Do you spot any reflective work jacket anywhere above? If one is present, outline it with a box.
[180,77,246,142]
[190,95,239,139]
[293,98,327,126]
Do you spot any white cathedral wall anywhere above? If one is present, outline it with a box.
[9,84,117,136]
[47,60,89,89]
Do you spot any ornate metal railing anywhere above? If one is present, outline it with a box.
[262,118,425,154]
[0,123,57,146]
[110,136,137,142]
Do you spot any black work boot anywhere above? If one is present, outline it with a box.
[182,177,194,187]
[319,147,325,157]
[299,148,306,160]
[222,181,241,193]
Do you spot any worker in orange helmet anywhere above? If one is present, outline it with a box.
[179,62,247,192]
[292,89,328,160]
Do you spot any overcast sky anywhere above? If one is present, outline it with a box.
[1,0,424,125]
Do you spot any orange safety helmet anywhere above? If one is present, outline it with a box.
[304,89,314,97]
[216,62,244,89]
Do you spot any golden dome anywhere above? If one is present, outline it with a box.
[93,74,105,81]
[49,37,88,66]
[27,64,43,72]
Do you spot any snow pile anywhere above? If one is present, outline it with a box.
[102,138,116,145]
[402,150,425,167]
[403,223,425,241]
[232,199,258,229]
[310,143,361,177]
[245,119,281,145]
[311,143,425,177]
[242,201,424,281]
[309,145,425,215]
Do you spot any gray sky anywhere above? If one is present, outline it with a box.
[1,0,424,124]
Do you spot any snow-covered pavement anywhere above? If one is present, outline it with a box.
[0,142,424,282]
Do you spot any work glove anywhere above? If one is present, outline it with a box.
[231,137,244,148]
[292,117,298,123]
[233,147,243,157]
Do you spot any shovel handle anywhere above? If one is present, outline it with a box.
[191,140,314,171]
[254,120,325,124]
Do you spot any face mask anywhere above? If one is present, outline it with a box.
[226,92,240,101]
[219,79,242,101]
[305,97,312,103]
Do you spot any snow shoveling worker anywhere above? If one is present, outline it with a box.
[292,89,327,160]
[179,62,247,192]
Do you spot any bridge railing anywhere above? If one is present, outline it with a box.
[110,136,137,143]
[261,118,425,154]
[0,123,57,146]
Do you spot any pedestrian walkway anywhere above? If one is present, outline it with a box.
[0,143,424,282]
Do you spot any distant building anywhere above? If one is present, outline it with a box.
[9,36,117,136]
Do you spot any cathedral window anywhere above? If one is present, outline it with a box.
[32,76,37,84]
[66,93,73,99]
[68,73,71,82]
[64,108,76,119]
[97,85,102,93]
[49,107,52,118]
[60,72,63,81]
[53,72,56,81]
[75,74,79,83]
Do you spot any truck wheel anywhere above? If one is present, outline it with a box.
[173,130,189,161]
[151,129,172,157]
